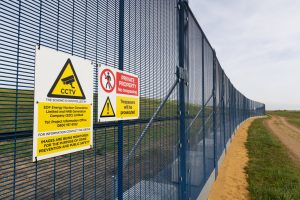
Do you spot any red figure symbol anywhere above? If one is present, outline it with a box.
[100,68,115,93]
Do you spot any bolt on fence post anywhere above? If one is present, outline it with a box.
[118,0,125,199]
[178,0,188,199]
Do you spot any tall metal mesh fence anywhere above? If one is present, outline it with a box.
[0,0,265,199]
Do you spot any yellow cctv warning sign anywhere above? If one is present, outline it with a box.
[33,46,93,161]
[100,97,115,117]
[47,58,85,99]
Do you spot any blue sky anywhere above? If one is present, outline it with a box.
[189,0,300,110]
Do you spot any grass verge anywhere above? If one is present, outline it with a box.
[246,117,300,200]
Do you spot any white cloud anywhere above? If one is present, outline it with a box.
[189,0,300,110]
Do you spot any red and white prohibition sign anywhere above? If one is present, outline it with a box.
[100,68,115,93]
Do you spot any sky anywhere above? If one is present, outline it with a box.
[189,0,300,110]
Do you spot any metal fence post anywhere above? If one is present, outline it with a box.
[118,0,125,199]
[178,1,187,199]
[212,50,217,178]
[233,88,236,131]
[13,1,22,199]
[201,35,206,180]
[222,72,226,152]
[229,85,232,138]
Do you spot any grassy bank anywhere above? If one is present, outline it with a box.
[246,117,300,200]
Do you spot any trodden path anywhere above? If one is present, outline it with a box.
[207,115,300,200]
[207,118,258,200]
[265,115,300,165]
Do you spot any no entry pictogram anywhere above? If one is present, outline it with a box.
[100,68,115,93]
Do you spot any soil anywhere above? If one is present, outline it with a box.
[207,115,300,200]
[264,115,300,165]
[208,118,258,200]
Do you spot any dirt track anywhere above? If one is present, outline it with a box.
[208,115,300,200]
[265,115,300,165]
[208,118,257,200]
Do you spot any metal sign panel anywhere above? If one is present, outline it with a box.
[33,46,93,161]
[98,65,139,122]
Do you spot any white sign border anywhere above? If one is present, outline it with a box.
[98,64,140,122]
[33,45,94,161]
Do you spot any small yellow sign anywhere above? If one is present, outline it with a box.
[38,102,91,132]
[100,97,115,117]
[37,131,91,156]
[48,59,85,99]
[116,96,139,118]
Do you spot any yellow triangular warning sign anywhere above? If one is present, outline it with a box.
[100,97,115,117]
[48,59,85,99]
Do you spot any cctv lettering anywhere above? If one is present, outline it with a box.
[61,88,76,95]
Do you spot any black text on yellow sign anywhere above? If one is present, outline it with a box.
[48,59,85,99]
[116,96,139,118]
[33,46,93,161]
[37,131,91,156]
[37,102,92,157]
[38,102,91,133]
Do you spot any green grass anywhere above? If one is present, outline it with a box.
[246,117,300,200]
[268,110,300,128]
[0,88,210,133]
[0,88,210,158]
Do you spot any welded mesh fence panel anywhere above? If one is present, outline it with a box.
[215,62,224,161]
[121,0,180,199]
[202,38,214,180]
[186,10,204,198]
[185,4,264,199]
[0,1,265,200]
[0,0,120,199]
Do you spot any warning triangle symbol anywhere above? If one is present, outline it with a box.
[47,59,86,99]
[100,97,115,117]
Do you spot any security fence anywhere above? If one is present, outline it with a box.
[0,0,265,200]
